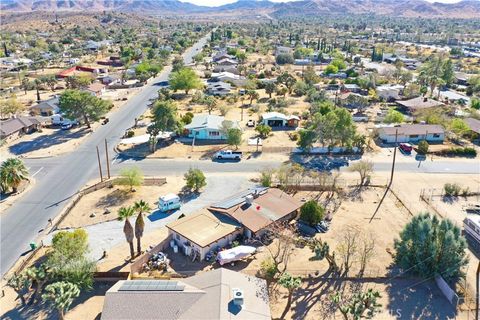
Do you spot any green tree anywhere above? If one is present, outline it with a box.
[42,282,80,320]
[118,206,136,260]
[0,94,25,117]
[394,213,468,281]
[39,74,58,91]
[449,118,470,138]
[324,64,339,75]
[46,229,95,290]
[259,168,275,187]
[59,90,111,128]
[169,67,202,94]
[278,273,302,319]
[226,128,242,149]
[264,82,277,99]
[148,100,181,152]
[276,53,294,65]
[116,167,144,192]
[331,288,382,320]
[246,89,259,105]
[25,265,49,304]
[383,108,405,124]
[65,75,93,89]
[133,200,150,255]
[300,200,325,226]
[0,158,29,193]
[417,140,429,155]
[255,124,272,138]
[297,129,316,152]
[7,272,31,306]
[277,72,297,94]
[184,168,206,192]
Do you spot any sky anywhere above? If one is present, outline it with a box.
[180,0,465,7]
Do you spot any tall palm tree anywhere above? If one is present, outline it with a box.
[118,206,136,260]
[133,200,151,255]
[0,158,29,194]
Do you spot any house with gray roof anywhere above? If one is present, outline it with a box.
[29,96,59,116]
[0,117,41,141]
[184,114,240,140]
[378,124,445,143]
[101,268,271,320]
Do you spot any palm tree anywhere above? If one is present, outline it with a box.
[133,200,151,255]
[0,158,29,194]
[118,206,136,260]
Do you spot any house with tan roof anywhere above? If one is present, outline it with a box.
[0,117,41,141]
[101,268,271,320]
[84,82,106,97]
[166,188,302,261]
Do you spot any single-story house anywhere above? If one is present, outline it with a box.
[29,96,59,116]
[167,209,242,261]
[465,118,480,136]
[84,82,106,97]
[215,58,238,66]
[0,117,41,141]
[436,90,470,105]
[378,124,445,143]
[275,46,293,57]
[342,84,362,94]
[260,112,300,128]
[352,112,369,122]
[212,51,235,62]
[377,84,404,101]
[397,96,444,114]
[206,81,232,96]
[209,187,302,238]
[100,75,120,86]
[101,268,271,320]
[454,72,471,86]
[184,114,239,140]
[210,72,246,87]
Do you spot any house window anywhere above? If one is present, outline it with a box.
[409,135,419,139]
[209,131,220,136]
[433,134,440,138]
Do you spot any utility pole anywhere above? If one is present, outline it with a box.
[389,129,398,186]
[105,139,110,179]
[476,260,480,320]
[96,146,103,182]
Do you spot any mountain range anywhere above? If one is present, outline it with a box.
[2,0,480,18]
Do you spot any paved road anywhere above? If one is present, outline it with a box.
[0,33,210,276]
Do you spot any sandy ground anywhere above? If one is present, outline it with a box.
[58,176,185,229]
[1,87,140,159]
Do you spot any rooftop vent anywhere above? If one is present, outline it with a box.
[232,288,244,307]
[245,195,254,205]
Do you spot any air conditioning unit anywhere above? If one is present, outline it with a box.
[232,288,244,307]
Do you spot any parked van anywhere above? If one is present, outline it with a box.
[158,193,181,212]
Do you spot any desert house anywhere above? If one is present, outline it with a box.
[0,116,41,141]
[167,187,302,261]
[206,81,232,96]
[376,84,404,101]
[378,124,445,144]
[101,268,271,320]
[260,112,300,128]
[184,114,240,140]
[210,71,247,87]
[396,96,444,114]
[29,96,60,116]
[84,82,106,97]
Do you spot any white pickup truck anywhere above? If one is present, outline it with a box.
[214,150,242,160]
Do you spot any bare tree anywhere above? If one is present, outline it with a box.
[358,233,376,277]
[337,227,360,277]
[261,222,296,277]
[348,160,374,186]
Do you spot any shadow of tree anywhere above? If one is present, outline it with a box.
[9,127,90,155]
[96,189,133,208]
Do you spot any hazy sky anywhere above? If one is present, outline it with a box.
[181,0,465,7]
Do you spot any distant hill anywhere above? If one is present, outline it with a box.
[2,0,480,18]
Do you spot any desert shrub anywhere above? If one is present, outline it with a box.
[417,140,429,155]
[441,147,477,157]
[260,258,278,279]
[126,130,135,138]
[444,183,461,197]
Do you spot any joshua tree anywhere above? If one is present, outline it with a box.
[25,265,49,304]
[133,200,151,255]
[42,281,80,320]
[7,272,31,306]
[118,206,136,260]
[0,158,29,193]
